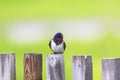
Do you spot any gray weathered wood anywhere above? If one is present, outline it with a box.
[102,58,120,80]
[24,53,42,80]
[0,53,16,80]
[72,56,92,80]
[46,54,65,80]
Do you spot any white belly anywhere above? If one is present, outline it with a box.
[51,40,64,53]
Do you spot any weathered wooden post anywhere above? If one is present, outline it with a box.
[0,53,16,80]
[72,56,92,80]
[102,58,120,80]
[46,54,65,80]
[24,53,42,80]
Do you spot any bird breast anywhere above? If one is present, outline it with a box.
[51,40,64,53]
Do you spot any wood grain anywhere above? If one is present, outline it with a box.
[46,54,65,80]
[72,56,93,80]
[24,53,42,80]
[102,58,120,80]
[0,53,16,80]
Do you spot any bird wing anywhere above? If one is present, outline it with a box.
[63,41,66,50]
[49,40,52,49]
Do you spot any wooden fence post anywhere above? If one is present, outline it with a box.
[72,56,92,80]
[0,53,16,80]
[102,58,120,80]
[46,54,65,80]
[24,53,42,80]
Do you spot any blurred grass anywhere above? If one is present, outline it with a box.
[0,0,120,80]
[0,0,120,21]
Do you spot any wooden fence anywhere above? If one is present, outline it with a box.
[0,53,119,80]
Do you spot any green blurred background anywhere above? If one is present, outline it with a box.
[0,0,120,80]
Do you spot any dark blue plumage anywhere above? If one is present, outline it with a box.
[49,32,66,54]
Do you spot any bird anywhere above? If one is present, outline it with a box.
[49,32,66,54]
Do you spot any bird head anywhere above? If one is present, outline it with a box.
[53,32,63,44]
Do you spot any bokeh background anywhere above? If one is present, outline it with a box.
[0,0,120,80]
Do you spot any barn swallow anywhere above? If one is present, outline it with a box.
[49,32,66,54]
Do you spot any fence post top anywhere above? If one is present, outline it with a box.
[72,55,92,58]
[102,58,120,60]
[24,53,42,55]
[47,54,64,56]
[0,53,15,55]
